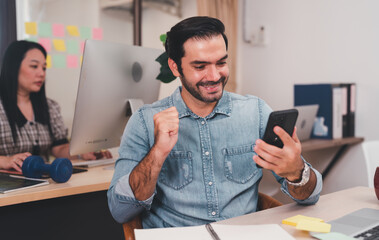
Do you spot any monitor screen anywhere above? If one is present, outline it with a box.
[69,40,162,155]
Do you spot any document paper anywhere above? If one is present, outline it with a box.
[135,224,295,240]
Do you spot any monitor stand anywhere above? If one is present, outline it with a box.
[125,99,144,117]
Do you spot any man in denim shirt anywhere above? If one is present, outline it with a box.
[108,16,322,228]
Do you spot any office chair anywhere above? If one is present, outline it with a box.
[122,192,282,240]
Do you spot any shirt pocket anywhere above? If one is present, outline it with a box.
[159,151,193,190]
[222,144,259,184]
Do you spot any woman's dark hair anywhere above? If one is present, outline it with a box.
[165,16,228,75]
[0,40,53,144]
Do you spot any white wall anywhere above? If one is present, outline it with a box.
[238,0,379,198]
[237,0,379,141]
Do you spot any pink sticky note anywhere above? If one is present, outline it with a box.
[80,41,85,54]
[92,28,103,40]
[52,24,65,37]
[38,38,51,52]
[66,55,78,68]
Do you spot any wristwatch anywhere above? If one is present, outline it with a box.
[286,163,310,187]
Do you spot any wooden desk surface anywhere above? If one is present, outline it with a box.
[0,166,114,207]
[220,186,379,239]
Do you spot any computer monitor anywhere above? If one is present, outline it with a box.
[69,40,162,155]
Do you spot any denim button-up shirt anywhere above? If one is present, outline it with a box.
[107,87,322,228]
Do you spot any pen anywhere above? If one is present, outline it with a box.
[205,223,221,240]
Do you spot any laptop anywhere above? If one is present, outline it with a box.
[313,208,379,239]
[294,104,319,141]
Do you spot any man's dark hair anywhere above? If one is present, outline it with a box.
[165,16,228,75]
[0,40,53,144]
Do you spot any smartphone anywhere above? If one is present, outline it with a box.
[257,109,298,168]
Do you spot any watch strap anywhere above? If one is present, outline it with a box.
[287,163,310,187]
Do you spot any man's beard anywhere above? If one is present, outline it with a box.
[181,75,228,103]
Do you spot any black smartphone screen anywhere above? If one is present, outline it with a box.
[262,109,299,148]
[257,109,298,168]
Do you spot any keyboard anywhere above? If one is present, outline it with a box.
[71,158,116,168]
[354,224,379,240]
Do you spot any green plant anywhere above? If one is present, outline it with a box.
[155,34,176,83]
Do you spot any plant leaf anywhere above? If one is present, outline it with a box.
[155,52,176,83]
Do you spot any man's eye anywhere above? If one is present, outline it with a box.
[217,62,227,66]
[194,65,205,70]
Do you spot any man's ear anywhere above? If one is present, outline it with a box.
[168,58,181,77]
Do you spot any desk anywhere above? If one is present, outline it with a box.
[220,186,378,239]
[0,166,123,239]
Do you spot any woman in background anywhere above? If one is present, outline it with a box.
[0,40,110,172]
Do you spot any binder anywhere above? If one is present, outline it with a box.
[339,83,356,137]
[294,84,343,139]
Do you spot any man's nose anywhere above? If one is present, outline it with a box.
[206,65,221,80]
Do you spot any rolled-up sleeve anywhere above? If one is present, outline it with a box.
[108,166,155,223]
[107,108,154,223]
[274,159,323,205]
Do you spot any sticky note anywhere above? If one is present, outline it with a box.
[296,219,331,233]
[66,25,80,37]
[66,55,78,68]
[80,26,91,39]
[46,55,52,68]
[282,215,324,226]
[92,28,103,40]
[25,22,37,35]
[52,55,66,68]
[52,39,66,52]
[312,232,356,240]
[25,37,38,43]
[38,22,52,37]
[80,41,85,54]
[52,24,65,37]
[38,38,51,52]
[66,39,79,54]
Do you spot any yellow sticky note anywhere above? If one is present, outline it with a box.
[66,25,80,36]
[52,39,66,52]
[296,219,331,233]
[282,215,324,226]
[46,55,52,68]
[25,22,37,35]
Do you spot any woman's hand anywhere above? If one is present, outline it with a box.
[0,152,32,172]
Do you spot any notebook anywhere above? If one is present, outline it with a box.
[312,208,379,238]
[294,104,319,141]
[135,223,295,240]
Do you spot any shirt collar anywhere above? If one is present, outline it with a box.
[170,87,232,119]
[15,107,27,127]
[15,100,45,127]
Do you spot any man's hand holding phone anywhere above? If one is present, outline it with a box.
[253,126,304,181]
[253,109,305,181]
